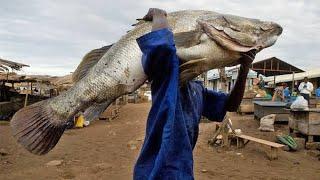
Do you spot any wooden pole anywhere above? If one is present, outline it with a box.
[24,82,29,107]
[24,93,28,107]
[30,82,33,95]
[203,72,208,88]
[219,68,227,92]
[292,72,295,93]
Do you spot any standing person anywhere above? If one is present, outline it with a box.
[258,75,265,89]
[298,77,314,104]
[134,8,256,179]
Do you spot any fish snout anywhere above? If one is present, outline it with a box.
[274,23,283,35]
[261,21,283,36]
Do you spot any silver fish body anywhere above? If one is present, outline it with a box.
[10,10,282,155]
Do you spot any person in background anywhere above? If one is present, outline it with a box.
[258,75,265,89]
[283,83,291,102]
[298,77,314,104]
[315,86,320,98]
[272,83,289,102]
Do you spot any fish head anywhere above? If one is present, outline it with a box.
[173,11,283,83]
[198,13,283,52]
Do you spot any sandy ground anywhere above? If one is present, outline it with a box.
[1,103,320,180]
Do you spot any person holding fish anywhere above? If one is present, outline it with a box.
[10,7,282,180]
[133,8,256,179]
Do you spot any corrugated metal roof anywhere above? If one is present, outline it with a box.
[251,57,304,76]
[264,68,320,84]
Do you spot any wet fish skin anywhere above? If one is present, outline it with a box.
[10,10,282,155]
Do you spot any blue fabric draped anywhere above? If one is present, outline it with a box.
[134,28,228,180]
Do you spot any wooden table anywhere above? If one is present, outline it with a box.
[289,108,320,142]
[254,101,289,122]
[239,97,272,114]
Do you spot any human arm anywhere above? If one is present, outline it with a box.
[224,51,256,112]
[136,8,176,81]
[202,89,228,121]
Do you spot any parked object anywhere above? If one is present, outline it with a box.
[289,108,320,147]
[276,134,297,151]
[75,114,85,128]
[254,101,289,122]
[290,96,309,110]
[259,114,276,132]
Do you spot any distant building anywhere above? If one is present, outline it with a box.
[207,67,257,93]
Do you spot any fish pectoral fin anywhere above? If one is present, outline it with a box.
[174,30,201,48]
[179,58,207,71]
[198,20,254,52]
[180,69,199,85]
[72,45,113,83]
[83,101,113,122]
[179,58,207,84]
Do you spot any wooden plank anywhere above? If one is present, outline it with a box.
[236,134,284,148]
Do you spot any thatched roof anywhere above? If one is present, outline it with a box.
[0,72,28,82]
[0,58,29,71]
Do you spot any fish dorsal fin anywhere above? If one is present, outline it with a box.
[72,45,112,83]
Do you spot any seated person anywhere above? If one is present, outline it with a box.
[272,83,289,102]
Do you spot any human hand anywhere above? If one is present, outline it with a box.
[140,8,167,21]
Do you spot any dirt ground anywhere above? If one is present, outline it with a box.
[1,103,320,180]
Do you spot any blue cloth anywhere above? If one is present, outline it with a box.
[283,87,290,98]
[134,28,228,180]
[316,88,320,98]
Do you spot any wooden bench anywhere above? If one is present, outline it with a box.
[235,134,284,160]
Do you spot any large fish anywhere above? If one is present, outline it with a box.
[10,10,282,155]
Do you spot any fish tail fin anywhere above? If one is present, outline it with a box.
[10,100,68,155]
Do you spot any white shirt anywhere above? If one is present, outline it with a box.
[298,82,313,95]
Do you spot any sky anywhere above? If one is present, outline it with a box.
[0,0,319,76]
